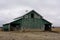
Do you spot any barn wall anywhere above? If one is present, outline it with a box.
[11,18,51,31]
[20,11,45,31]
[34,13,41,18]
[21,18,44,30]
[23,11,42,19]
[3,24,10,31]
[10,19,22,31]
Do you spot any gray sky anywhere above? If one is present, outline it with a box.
[0,0,60,27]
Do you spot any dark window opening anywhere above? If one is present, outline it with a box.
[31,13,34,18]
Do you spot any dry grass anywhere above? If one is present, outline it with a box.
[0,31,59,40]
[52,27,60,33]
[0,28,60,40]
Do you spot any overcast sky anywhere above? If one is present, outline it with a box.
[0,0,60,27]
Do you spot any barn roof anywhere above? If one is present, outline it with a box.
[3,10,52,25]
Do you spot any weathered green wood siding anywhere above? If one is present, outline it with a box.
[23,11,42,19]
[20,11,45,30]
[3,24,10,31]
[21,18,44,30]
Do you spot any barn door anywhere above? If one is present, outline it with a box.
[45,24,50,31]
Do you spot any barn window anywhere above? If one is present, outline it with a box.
[31,13,34,18]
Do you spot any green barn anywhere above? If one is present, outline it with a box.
[3,10,52,31]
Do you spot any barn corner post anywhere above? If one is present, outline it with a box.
[49,24,52,31]
[9,24,10,31]
[48,23,52,31]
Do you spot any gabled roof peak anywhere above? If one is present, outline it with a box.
[29,10,37,13]
[14,10,43,20]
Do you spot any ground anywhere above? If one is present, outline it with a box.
[0,27,60,40]
[52,27,60,32]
